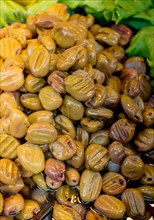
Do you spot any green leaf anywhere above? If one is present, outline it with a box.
[122,8,154,29]
[0,0,26,26]
[58,0,82,9]
[151,79,154,93]
[126,26,154,75]
[27,0,58,15]
[113,0,153,23]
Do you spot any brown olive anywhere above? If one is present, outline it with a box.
[47,70,67,94]
[124,56,147,75]
[102,172,126,195]
[109,119,135,144]
[121,188,145,219]
[108,141,126,164]
[111,24,133,46]
[142,104,154,127]
[138,73,151,100]
[44,158,65,182]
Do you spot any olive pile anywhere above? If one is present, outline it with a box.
[0,3,154,220]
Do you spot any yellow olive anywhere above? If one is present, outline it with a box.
[55,114,76,139]
[76,127,89,149]
[0,158,21,185]
[80,117,104,133]
[2,108,30,138]
[29,45,50,77]
[94,194,126,219]
[1,55,25,70]
[53,202,82,220]
[25,122,57,144]
[65,167,80,186]
[27,39,40,56]
[65,70,95,101]
[47,3,70,21]
[0,192,4,214]
[39,86,62,110]
[79,169,102,202]
[32,173,48,191]
[67,140,85,169]
[53,20,87,49]
[3,194,24,216]
[24,74,46,93]
[57,46,87,71]
[0,92,18,117]
[56,185,79,206]
[60,95,84,121]
[86,210,107,220]
[0,66,24,92]
[46,176,62,189]
[16,200,40,220]
[17,143,45,174]
[0,178,24,194]
[0,37,22,59]
[28,110,54,125]
[0,133,20,159]
[85,144,109,171]
[20,93,43,110]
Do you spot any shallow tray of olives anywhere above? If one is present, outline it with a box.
[0,2,154,220]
